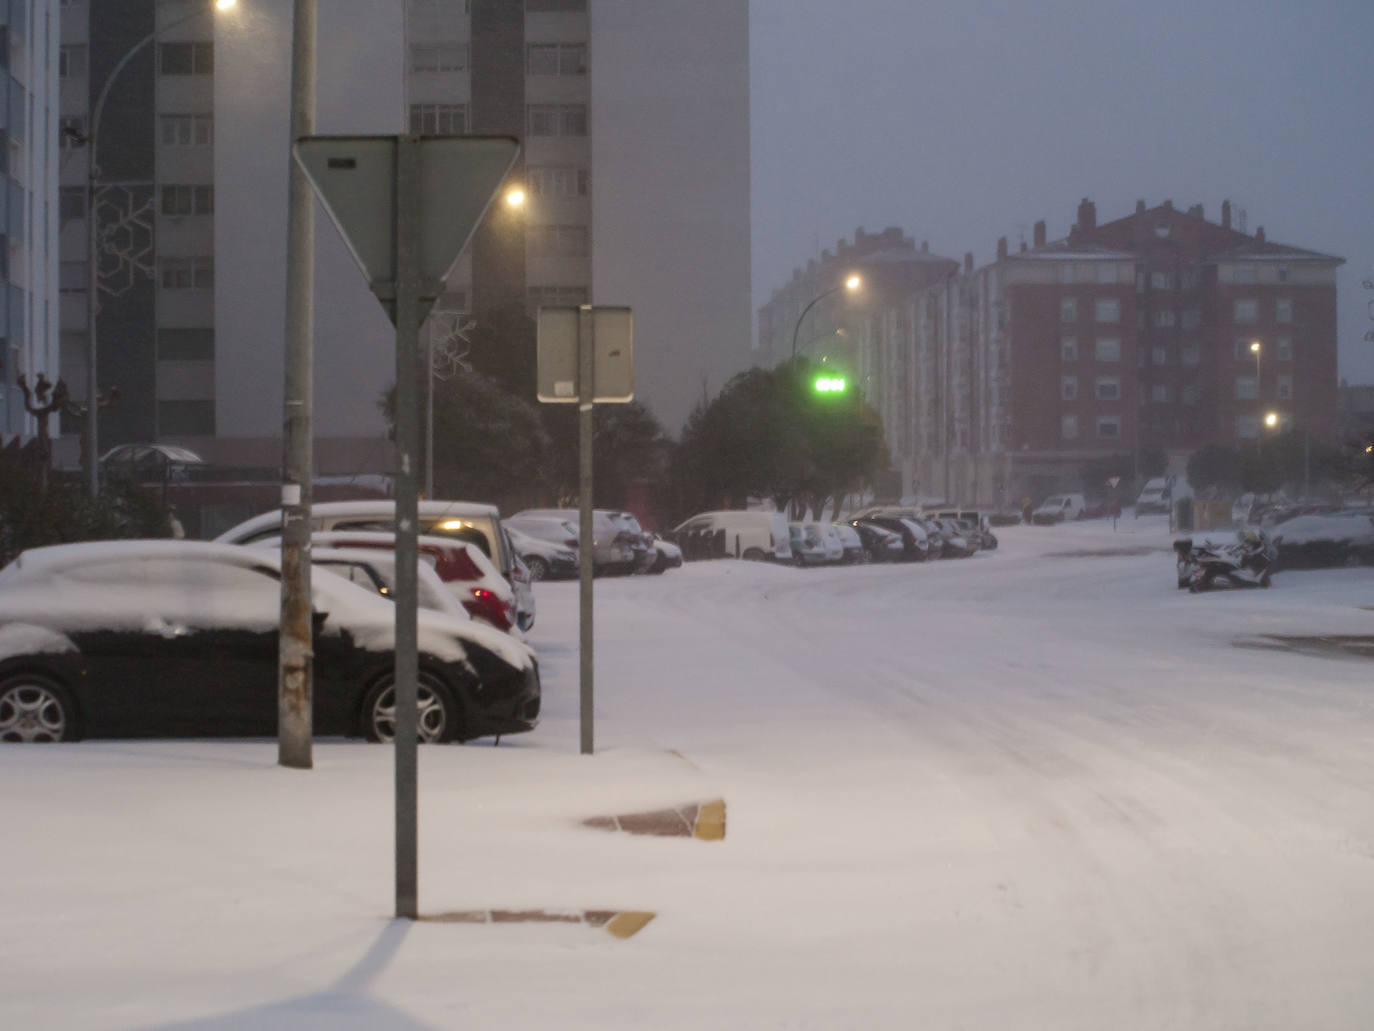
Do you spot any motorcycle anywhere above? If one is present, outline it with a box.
[1174,531,1274,592]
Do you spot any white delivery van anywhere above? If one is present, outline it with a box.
[670,510,792,562]
[1134,478,1172,515]
[1032,493,1086,523]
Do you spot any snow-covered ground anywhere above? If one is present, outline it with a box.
[4,515,1374,1029]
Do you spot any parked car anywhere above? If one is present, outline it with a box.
[504,524,578,581]
[848,520,906,562]
[788,523,828,565]
[0,540,539,744]
[669,510,792,562]
[830,523,866,563]
[215,499,533,632]
[1134,478,1172,515]
[604,510,658,574]
[928,518,977,558]
[807,523,846,563]
[245,529,522,635]
[308,548,472,623]
[856,516,929,561]
[99,443,205,483]
[511,509,638,575]
[648,533,683,573]
[1268,513,1374,570]
[1032,494,1086,523]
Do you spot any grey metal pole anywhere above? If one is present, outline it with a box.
[278,0,317,770]
[578,305,595,755]
[393,135,424,919]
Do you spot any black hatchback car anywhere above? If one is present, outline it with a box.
[0,541,539,744]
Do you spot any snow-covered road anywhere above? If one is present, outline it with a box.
[4,515,1374,1029]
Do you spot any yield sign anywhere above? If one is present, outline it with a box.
[293,135,520,325]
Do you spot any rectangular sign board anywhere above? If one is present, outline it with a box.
[536,306,634,403]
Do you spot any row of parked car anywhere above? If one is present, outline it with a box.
[663,507,998,565]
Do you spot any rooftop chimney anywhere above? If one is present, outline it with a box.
[1033,220,1046,248]
[964,252,974,273]
[1188,203,1203,219]
[997,236,1008,260]
[1020,240,1028,253]
[920,240,929,253]
[1077,198,1097,233]
[1162,199,1173,211]
[1255,226,1266,245]
[1221,199,1232,230]
[1135,199,1146,215]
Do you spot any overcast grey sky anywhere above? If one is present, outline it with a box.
[750,0,1374,384]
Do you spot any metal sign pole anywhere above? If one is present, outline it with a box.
[393,135,422,920]
[578,305,595,755]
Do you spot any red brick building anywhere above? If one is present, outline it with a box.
[851,199,1343,507]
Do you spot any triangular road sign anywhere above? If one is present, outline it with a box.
[293,135,520,325]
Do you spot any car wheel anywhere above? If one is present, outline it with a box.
[0,673,77,743]
[523,556,549,582]
[362,671,461,744]
[742,548,766,561]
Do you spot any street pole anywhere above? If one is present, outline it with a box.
[393,135,424,919]
[279,0,317,770]
[578,306,595,756]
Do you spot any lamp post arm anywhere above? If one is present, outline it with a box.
[790,285,841,363]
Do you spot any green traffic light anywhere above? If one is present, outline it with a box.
[814,376,847,393]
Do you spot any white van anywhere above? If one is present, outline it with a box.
[1032,493,1086,523]
[670,510,792,562]
[1135,478,1172,515]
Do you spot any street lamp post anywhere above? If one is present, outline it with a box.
[790,274,861,363]
[1250,340,1262,455]
[82,0,236,497]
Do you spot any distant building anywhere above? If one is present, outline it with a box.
[1,1,61,440]
[837,199,1344,507]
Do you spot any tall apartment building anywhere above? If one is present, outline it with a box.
[835,199,1344,507]
[1,0,60,439]
[56,0,219,456]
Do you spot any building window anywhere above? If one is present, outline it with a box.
[527,165,589,198]
[1277,374,1293,400]
[1060,337,1077,362]
[528,223,588,256]
[411,42,468,72]
[1181,309,1200,330]
[1060,264,1077,284]
[1152,346,1168,366]
[1276,336,1293,361]
[1097,264,1119,284]
[1150,271,1172,290]
[158,327,215,361]
[1060,414,1078,440]
[527,43,587,76]
[1094,337,1121,362]
[409,103,467,135]
[59,261,87,292]
[1181,342,1200,366]
[1151,384,1174,403]
[1096,416,1121,439]
[1060,375,1077,401]
[1233,298,1258,324]
[1153,309,1176,327]
[161,184,214,216]
[160,42,214,75]
[1094,298,1120,323]
[1059,297,1077,323]
[59,186,85,224]
[526,284,588,309]
[59,45,87,78]
[1232,264,1257,284]
[527,103,588,137]
[1234,376,1258,400]
[161,256,214,290]
[1276,297,1292,324]
[1095,376,1120,401]
[1277,264,1290,283]
[157,400,215,436]
[1236,414,1259,439]
[160,114,213,147]
[1181,384,1202,406]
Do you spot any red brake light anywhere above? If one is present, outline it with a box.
[464,587,513,632]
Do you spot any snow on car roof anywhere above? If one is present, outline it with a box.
[214,499,501,542]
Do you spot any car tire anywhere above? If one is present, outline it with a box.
[0,672,78,743]
[742,548,766,561]
[361,670,462,744]
[523,556,549,582]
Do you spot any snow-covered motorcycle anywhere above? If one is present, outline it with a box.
[1174,531,1274,592]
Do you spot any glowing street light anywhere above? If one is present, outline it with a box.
[790,274,862,363]
[505,186,526,208]
[1264,411,1279,429]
